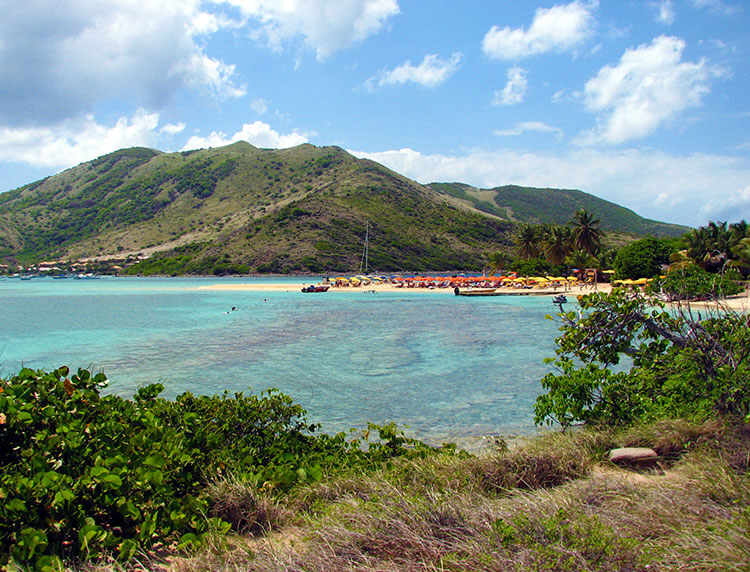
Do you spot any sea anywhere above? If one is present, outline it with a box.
[0,276,565,446]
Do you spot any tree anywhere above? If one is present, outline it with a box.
[514,224,540,259]
[730,220,749,245]
[656,264,743,301]
[534,290,750,428]
[685,227,709,264]
[540,225,572,266]
[566,249,595,273]
[485,250,512,276]
[570,208,603,256]
[612,237,671,279]
[685,220,747,273]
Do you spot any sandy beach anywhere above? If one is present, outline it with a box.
[196,280,608,296]
[196,280,750,312]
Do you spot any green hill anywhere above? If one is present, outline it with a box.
[0,144,516,273]
[429,183,689,237]
[0,144,688,274]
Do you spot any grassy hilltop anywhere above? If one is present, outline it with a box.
[0,143,688,274]
[430,182,688,236]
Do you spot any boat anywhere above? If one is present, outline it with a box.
[301,284,330,293]
[454,287,500,296]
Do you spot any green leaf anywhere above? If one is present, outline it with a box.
[177,532,201,550]
[36,554,64,572]
[100,473,123,488]
[145,469,164,486]
[118,539,138,561]
[6,498,27,513]
[15,528,48,560]
[144,455,167,468]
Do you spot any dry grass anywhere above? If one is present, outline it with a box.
[205,477,289,536]
[165,419,749,571]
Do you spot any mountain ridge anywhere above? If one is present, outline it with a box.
[0,143,689,274]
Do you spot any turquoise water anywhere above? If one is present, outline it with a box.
[0,276,563,444]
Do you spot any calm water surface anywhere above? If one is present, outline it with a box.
[0,276,563,444]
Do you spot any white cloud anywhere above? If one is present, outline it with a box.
[215,0,399,59]
[349,146,750,227]
[251,98,269,115]
[0,110,162,168]
[175,54,247,99]
[0,0,244,126]
[691,0,742,16]
[652,0,676,24]
[368,53,462,89]
[183,121,309,150]
[482,1,595,60]
[495,122,563,139]
[160,122,187,135]
[700,186,750,221]
[580,35,720,144]
[493,66,528,105]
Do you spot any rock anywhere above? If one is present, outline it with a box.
[608,447,659,467]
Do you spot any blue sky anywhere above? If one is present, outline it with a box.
[1,0,748,227]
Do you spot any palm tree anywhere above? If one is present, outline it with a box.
[730,220,749,241]
[566,249,595,273]
[514,223,540,259]
[707,221,734,259]
[485,250,512,276]
[685,227,710,267]
[596,247,617,271]
[541,225,572,266]
[570,208,604,256]
[735,237,750,264]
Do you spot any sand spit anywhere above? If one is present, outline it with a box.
[196,280,750,312]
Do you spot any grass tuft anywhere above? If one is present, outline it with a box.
[206,477,287,536]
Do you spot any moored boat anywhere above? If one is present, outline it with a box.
[454,287,500,296]
[301,284,330,293]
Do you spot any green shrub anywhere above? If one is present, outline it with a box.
[0,368,435,567]
[613,237,672,279]
[535,290,750,428]
[653,264,743,301]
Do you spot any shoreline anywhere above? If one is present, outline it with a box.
[196,280,750,312]
[196,281,611,296]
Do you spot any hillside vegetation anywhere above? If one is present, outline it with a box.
[430,182,688,237]
[0,143,686,274]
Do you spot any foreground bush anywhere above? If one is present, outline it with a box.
[654,264,743,301]
[535,289,750,428]
[0,367,433,568]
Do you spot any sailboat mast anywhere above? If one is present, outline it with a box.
[359,222,369,274]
